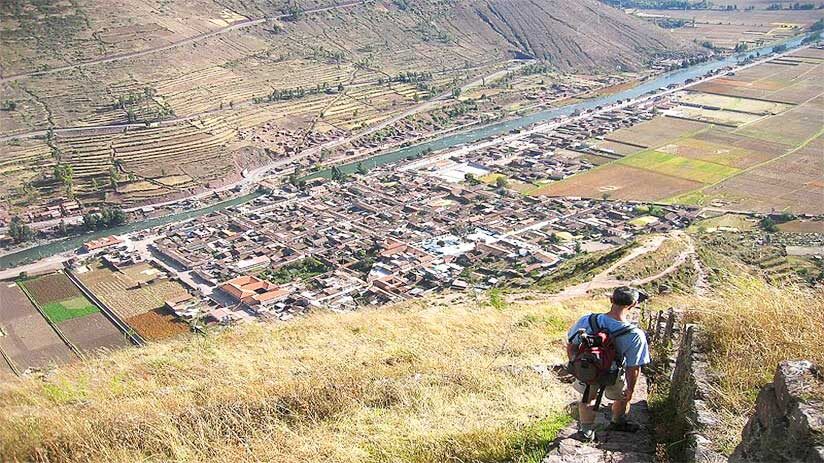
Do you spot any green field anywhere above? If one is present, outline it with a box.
[41,296,100,323]
[618,149,740,184]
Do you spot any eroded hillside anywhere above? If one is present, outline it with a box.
[0,0,693,213]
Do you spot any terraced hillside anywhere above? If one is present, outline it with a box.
[0,0,693,212]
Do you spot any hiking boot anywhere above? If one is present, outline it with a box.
[573,429,597,443]
[605,421,640,433]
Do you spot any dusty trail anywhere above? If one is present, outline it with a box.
[523,231,696,303]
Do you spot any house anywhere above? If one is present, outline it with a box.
[218,275,290,308]
[82,235,124,252]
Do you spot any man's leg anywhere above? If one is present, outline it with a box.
[574,383,597,441]
[605,380,639,432]
[611,397,630,424]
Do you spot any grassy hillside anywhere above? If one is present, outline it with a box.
[0,294,594,463]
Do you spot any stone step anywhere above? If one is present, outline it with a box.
[543,373,656,463]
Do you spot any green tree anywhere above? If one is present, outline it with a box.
[356,162,369,175]
[495,176,508,189]
[9,216,34,243]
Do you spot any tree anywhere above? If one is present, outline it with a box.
[451,87,462,98]
[464,173,480,185]
[331,165,345,182]
[356,162,369,175]
[495,176,508,189]
[53,163,73,195]
[9,216,34,243]
[760,217,779,233]
[83,207,126,231]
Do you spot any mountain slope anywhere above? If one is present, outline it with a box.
[453,0,690,71]
[0,296,582,462]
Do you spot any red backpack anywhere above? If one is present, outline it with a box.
[569,314,634,405]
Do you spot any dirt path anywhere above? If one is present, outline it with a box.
[510,231,698,305]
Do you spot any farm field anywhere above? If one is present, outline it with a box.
[677,91,793,114]
[617,149,741,183]
[778,219,824,233]
[536,51,823,212]
[0,282,76,372]
[56,312,130,353]
[79,261,190,320]
[532,163,705,200]
[690,48,824,104]
[603,116,709,149]
[689,132,824,213]
[19,273,100,323]
[126,308,190,341]
[634,9,816,50]
[665,106,762,126]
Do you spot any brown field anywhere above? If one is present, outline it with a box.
[126,308,190,341]
[590,139,643,156]
[667,106,763,126]
[778,219,824,233]
[691,52,824,105]
[605,116,709,148]
[79,261,190,319]
[0,282,76,371]
[21,273,83,306]
[692,127,790,156]
[736,95,824,146]
[532,164,704,200]
[699,134,824,214]
[678,91,793,114]
[57,312,130,354]
[634,9,817,50]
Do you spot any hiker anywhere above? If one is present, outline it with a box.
[565,286,650,442]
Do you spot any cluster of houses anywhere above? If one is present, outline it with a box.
[131,165,697,325]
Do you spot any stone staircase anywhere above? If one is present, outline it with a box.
[542,375,655,463]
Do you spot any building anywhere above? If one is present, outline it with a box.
[82,235,124,252]
[218,275,290,308]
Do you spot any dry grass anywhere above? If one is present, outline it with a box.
[673,277,824,452]
[0,295,581,463]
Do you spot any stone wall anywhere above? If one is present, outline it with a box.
[667,323,726,462]
[645,309,725,462]
[730,360,824,463]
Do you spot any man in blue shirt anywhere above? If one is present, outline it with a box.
[566,286,651,442]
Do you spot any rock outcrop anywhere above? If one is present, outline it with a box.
[730,360,824,463]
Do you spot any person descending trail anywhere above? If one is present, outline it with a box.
[566,286,651,442]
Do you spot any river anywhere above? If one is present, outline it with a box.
[305,33,810,179]
[0,33,810,270]
[0,192,263,270]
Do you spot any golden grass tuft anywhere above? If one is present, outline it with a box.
[0,295,582,463]
[673,277,824,452]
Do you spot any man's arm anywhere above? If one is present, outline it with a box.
[623,366,640,400]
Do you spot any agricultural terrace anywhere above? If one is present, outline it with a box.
[77,261,191,340]
[19,273,99,323]
[535,49,824,214]
[0,281,76,372]
[16,271,129,354]
[125,309,190,342]
[634,9,817,50]
[0,1,511,211]
[0,0,686,212]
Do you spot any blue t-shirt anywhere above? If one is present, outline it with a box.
[567,314,650,368]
